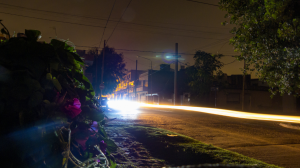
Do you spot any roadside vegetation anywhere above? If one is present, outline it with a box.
[0,26,117,167]
[125,126,281,168]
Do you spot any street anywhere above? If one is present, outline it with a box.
[105,106,300,168]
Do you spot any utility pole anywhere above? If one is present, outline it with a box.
[150,61,152,104]
[135,59,138,101]
[100,40,106,105]
[95,48,98,97]
[174,43,178,105]
[242,60,245,111]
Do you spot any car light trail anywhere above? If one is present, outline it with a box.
[139,103,300,124]
[107,100,300,123]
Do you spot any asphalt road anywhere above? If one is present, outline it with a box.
[105,107,300,168]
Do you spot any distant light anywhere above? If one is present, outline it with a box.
[165,56,173,59]
[107,100,140,112]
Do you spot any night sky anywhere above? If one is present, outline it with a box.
[0,0,249,77]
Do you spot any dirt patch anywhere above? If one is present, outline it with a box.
[104,121,166,167]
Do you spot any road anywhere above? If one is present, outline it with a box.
[105,106,300,168]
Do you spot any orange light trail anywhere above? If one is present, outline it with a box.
[139,104,300,123]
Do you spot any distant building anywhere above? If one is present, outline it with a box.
[112,70,146,100]
[203,74,300,115]
[109,64,190,105]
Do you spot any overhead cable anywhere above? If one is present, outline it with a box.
[0,11,105,28]
[107,0,133,43]
[0,2,228,35]
[186,0,219,7]
[98,0,117,48]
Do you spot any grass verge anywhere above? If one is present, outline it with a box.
[124,126,281,168]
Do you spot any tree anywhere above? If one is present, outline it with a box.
[186,50,224,104]
[86,47,126,95]
[219,0,300,97]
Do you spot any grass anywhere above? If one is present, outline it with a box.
[124,126,281,168]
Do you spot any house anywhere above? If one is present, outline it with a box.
[109,64,190,105]
[206,75,299,115]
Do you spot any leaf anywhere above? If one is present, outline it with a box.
[109,160,117,168]
[46,73,52,80]
[64,43,75,53]
[52,78,62,93]
[25,29,41,41]
[105,138,118,153]
[1,28,8,36]
[98,126,108,138]
[72,52,84,64]
[50,39,65,50]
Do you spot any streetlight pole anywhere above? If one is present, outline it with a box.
[100,40,105,105]
[174,43,178,105]
[135,59,137,101]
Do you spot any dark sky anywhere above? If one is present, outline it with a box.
[0,0,251,77]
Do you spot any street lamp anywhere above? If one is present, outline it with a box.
[137,55,152,103]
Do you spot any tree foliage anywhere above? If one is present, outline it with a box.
[219,0,300,96]
[0,29,117,167]
[86,47,126,95]
[187,51,224,99]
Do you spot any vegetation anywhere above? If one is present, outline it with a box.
[219,0,300,97]
[125,126,281,168]
[0,28,117,167]
[85,47,126,95]
[186,50,225,104]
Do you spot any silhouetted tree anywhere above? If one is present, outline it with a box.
[186,51,225,105]
[86,46,126,95]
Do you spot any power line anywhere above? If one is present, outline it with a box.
[0,2,228,35]
[110,20,228,35]
[76,45,239,57]
[98,0,117,48]
[224,60,237,65]
[0,11,230,41]
[186,0,219,7]
[0,11,106,28]
[103,26,229,40]
[107,0,133,43]
[0,2,228,30]
[198,38,230,50]
[216,40,228,53]
[0,2,110,21]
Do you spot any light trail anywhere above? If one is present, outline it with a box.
[139,103,300,124]
[107,100,300,123]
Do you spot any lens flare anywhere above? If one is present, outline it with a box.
[107,100,140,112]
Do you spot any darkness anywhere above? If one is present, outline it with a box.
[0,0,247,77]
